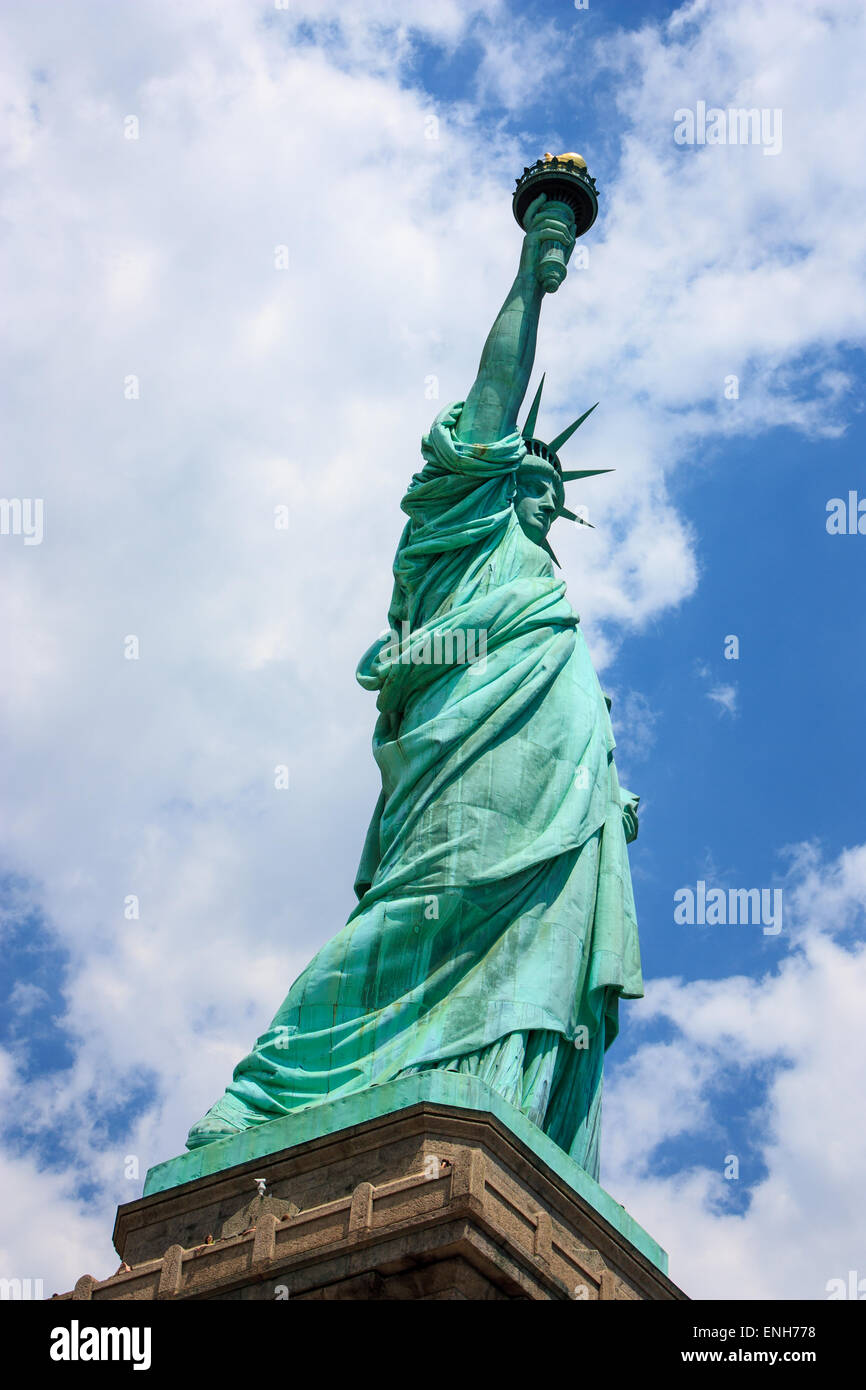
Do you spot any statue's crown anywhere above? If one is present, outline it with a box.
[519,374,612,563]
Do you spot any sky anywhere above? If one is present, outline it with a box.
[1,0,865,1301]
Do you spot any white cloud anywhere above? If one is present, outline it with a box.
[0,1145,113,1300]
[607,689,660,796]
[604,842,866,1299]
[707,683,738,715]
[7,983,50,1018]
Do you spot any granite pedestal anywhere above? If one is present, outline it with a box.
[59,1074,686,1301]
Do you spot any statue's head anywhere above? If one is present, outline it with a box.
[516,376,610,565]
[515,459,562,544]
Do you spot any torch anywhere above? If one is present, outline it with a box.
[513,152,599,293]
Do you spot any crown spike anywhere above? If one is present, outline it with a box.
[522,374,546,440]
[560,507,595,527]
[560,467,613,482]
[547,402,598,455]
[542,537,561,567]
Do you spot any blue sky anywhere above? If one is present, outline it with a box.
[1,0,864,1299]
[620,397,866,985]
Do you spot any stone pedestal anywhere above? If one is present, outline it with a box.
[59,1075,686,1301]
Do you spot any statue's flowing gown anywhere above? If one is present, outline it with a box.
[194,404,643,1178]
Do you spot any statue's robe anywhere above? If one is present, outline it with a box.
[193,404,643,1177]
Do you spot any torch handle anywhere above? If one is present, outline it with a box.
[533,198,575,294]
[537,240,567,293]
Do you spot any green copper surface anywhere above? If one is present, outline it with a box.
[180,160,644,1190]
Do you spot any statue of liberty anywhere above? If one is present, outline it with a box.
[187,155,643,1181]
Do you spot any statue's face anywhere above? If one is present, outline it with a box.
[515,466,559,544]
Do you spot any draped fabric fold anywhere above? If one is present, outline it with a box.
[188,402,643,1177]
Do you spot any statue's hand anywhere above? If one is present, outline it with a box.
[519,193,577,293]
[620,790,640,845]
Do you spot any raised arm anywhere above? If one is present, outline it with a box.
[456,194,577,446]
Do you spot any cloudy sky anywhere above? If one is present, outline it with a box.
[1,0,864,1300]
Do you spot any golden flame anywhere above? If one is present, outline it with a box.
[543,151,587,169]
